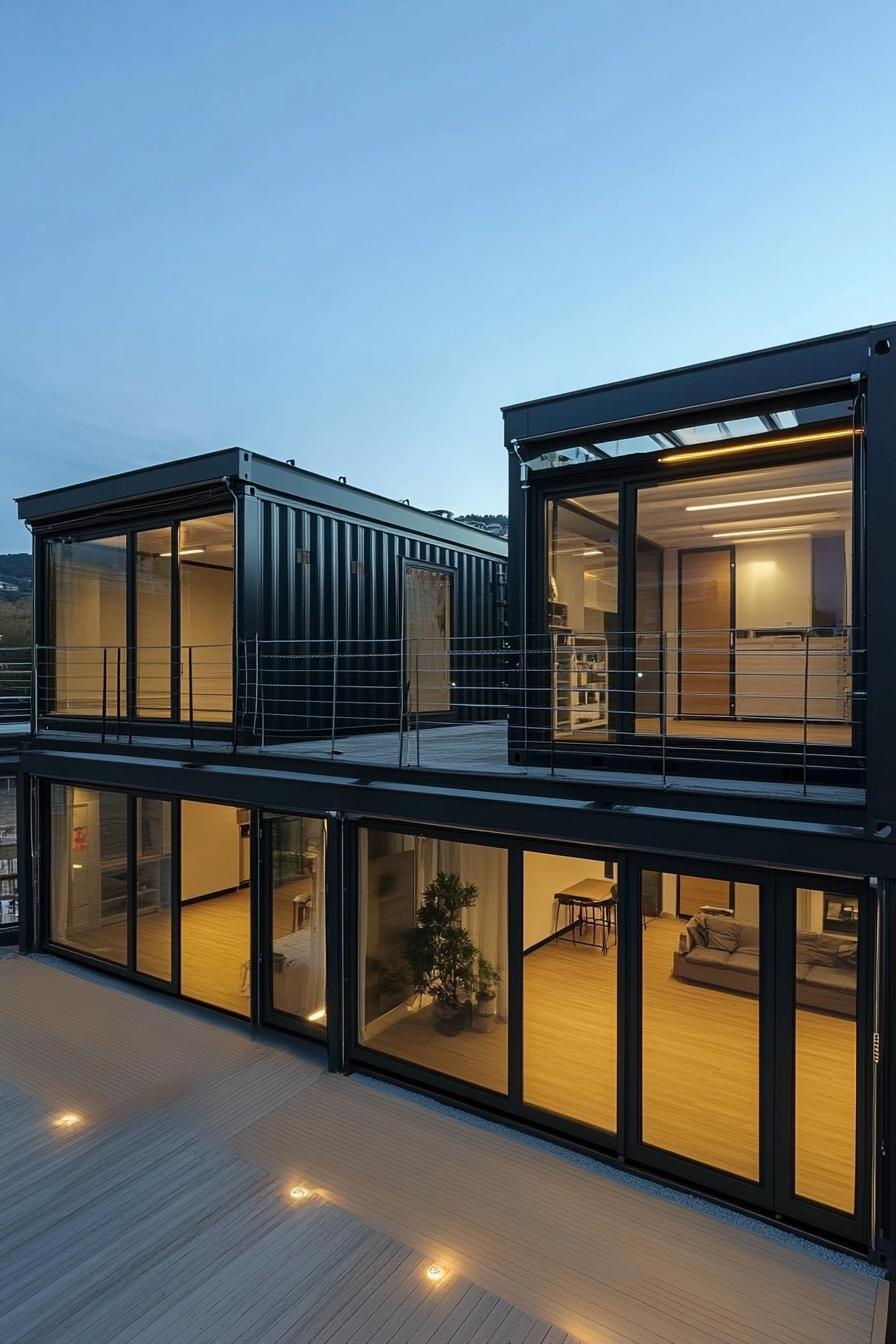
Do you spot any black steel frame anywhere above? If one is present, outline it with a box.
[344,813,875,1251]
[36,499,237,734]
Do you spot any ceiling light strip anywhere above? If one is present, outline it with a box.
[658,426,858,465]
[685,488,850,512]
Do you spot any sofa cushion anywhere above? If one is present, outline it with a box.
[804,965,856,994]
[704,916,740,954]
[727,950,760,976]
[684,946,732,970]
[795,959,812,983]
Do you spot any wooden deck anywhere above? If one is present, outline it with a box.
[0,954,883,1344]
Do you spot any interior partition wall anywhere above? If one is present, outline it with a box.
[349,821,874,1249]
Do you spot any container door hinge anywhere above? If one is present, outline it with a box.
[873,1031,881,1065]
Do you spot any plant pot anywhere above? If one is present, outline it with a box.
[432,1000,468,1036]
[473,991,497,1033]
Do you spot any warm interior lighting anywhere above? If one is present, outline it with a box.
[71,863,82,870]
[685,487,851,512]
[159,546,205,558]
[52,1112,82,1129]
[581,548,604,556]
[711,526,814,539]
[289,1185,309,1200]
[426,1264,446,1282]
[306,1007,327,1022]
[658,426,858,465]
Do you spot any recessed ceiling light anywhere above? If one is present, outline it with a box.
[581,548,604,556]
[306,1007,326,1022]
[289,1185,309,1200]
[686,488,850,512]
[711,527,814,539]
[426,1264,446,1282]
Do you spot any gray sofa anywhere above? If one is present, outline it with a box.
[673,912,856,1017]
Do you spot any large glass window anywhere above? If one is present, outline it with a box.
[47,536,126,716]
[0,776,18,929]
[640,869,761,1180]
[523,850,618,1132]
[135,528,172,719]
[180,801,249,1016]
[546,493,618,743]
[179,514,235,722]
[635,455,853,743]
[359,828,508,1093]
[794,886,859,1214]
[50,785,129,964]
[45,510,234,723]
[268,815,327,1030]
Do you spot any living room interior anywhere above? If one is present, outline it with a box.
[547,450,854,748]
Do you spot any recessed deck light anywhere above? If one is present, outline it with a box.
[426,1264,446,1282]
[52,1112,82,1129]
[289,1185,309,1200]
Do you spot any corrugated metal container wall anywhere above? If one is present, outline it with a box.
[250,495,506,741]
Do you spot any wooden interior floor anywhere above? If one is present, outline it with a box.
[370,917,857,1214]
[66,903,857,1212]
[567,717,852,745]
[0,955,879,1344]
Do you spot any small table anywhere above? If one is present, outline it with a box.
[553,878,617,954]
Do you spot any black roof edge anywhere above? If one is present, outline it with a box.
[500,323,881,414]
[16,446,507,558]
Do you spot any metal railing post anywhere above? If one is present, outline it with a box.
[661,631,668,787]
[31,643,39,734]
[115,648,122,739]
[330,637,339,758]
[415,638,421,767]
[397,635,406,767]
[188,646,195,750]
[101,648,108,745]
[802,628,811,797]
[549,632,556,777]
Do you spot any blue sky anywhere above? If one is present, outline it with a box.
[1,0,894,549]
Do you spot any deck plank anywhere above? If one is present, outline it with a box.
[0,954,878,1344]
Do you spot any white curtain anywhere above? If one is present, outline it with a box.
[417,837,508,1020]
[50,784,74,943]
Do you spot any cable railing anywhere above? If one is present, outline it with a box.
[29,629,866,793]
[0,647,31,726]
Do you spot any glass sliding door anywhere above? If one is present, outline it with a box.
[790,881,863,1219]
[178,514,235,722]
[638,866,764,1186]
[546,493,619,743]
[49,785,129,964]
[135,528,173,718]
[46,536,127,716]
[358,827,508,1094]
[264,814,328,1035]
[135,798,173,982]
[522,849,618,1133]
[180,801,250,1016]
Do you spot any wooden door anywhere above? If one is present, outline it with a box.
[679,548,732,717]
[677,874,733,918]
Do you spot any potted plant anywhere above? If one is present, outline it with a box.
[473,957,501,1033]
[405,870,483,1036]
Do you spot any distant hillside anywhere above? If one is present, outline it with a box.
[0,553,31,597]
[454,513,509,539]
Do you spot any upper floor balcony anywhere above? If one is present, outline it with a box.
[29,621,865,803]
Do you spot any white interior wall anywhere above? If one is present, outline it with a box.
[181,801,241,901]
[523,852,616,949]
